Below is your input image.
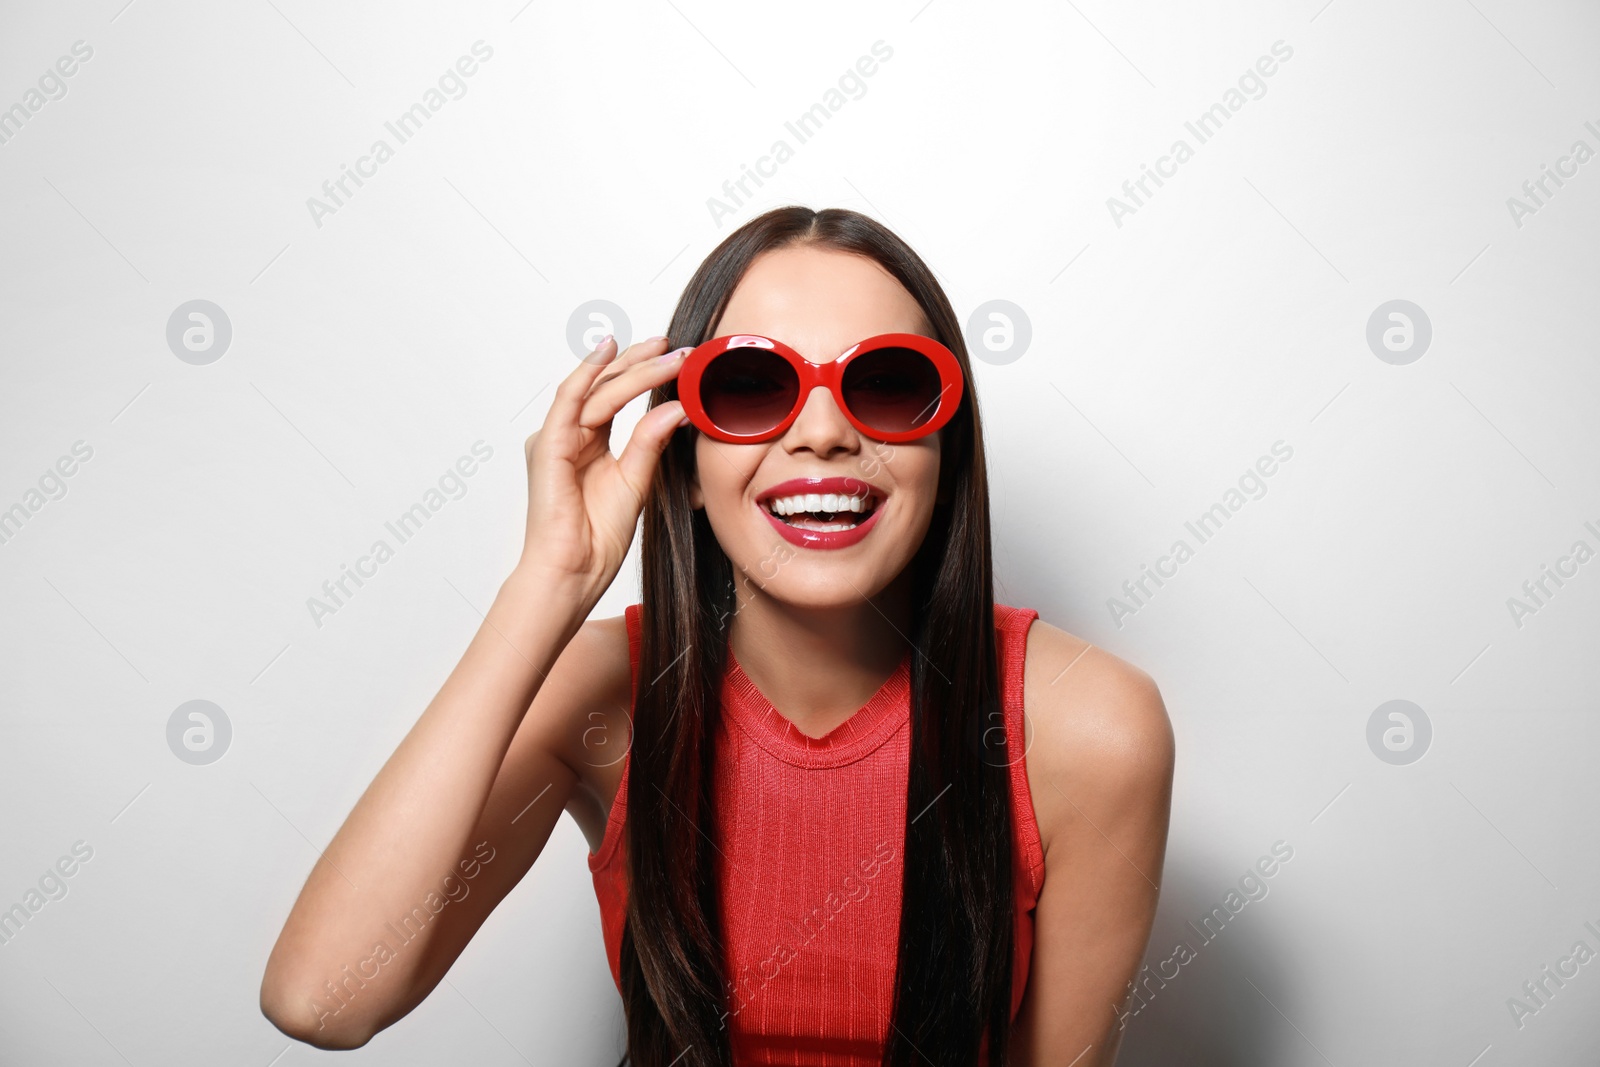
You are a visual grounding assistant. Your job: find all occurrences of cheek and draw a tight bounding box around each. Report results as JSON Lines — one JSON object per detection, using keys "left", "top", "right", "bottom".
{"left": 694, "top": 440, "right": 763, "bottom": 512}
{"left": 881, "top": 444, "right": 941, "bottom": 517}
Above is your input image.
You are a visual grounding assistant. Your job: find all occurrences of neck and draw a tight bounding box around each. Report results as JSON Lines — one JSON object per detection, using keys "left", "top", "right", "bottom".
{"left": 726, "top": 568, "right": 914, "bottom": 738}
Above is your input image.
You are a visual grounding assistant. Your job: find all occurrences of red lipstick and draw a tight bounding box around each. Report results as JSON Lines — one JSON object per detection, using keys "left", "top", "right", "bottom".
{"left": 755, "top": 476, "right": 885, "bottom": 551}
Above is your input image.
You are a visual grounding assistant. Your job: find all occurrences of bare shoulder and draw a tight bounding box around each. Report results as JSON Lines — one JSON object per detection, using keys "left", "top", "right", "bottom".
{"left": 1018, "top": 617, "right": 1175, "bottom": 856}
{"left": 508, "top": 611, "right": 634, "bottom": 842}
{"left": 540, "top": 612, "right": 633, "bottom": 777}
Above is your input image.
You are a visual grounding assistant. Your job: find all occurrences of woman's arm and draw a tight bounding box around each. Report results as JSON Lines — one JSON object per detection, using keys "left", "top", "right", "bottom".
{"left": 258, "top": 334, "right": 691, "bottom": 1048}
{"left": 258, "top": 571, "right": 615, "bottom": 1047}
{"left": 1009, "top": 621, "right": 1176, "bottom": 1066}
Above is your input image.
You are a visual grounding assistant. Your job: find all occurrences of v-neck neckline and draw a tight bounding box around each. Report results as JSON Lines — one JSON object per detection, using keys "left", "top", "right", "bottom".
{"left": 721, "top": 645, "right": 912, "bottom": 769}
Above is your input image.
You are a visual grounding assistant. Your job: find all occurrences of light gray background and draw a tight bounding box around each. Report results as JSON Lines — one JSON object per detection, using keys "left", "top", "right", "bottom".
{"left": 2, "top": 0, "right": 1597, "bottom": 1064}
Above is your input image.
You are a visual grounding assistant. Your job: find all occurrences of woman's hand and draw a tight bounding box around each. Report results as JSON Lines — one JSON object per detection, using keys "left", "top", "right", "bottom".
{"left": 518, "top": 334, "right": 692, "bottom": 604}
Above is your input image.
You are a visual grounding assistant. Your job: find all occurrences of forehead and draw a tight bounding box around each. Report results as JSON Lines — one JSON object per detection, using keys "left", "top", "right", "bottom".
{"left": 712, "top": 244, "right": 930, "bottom": 364}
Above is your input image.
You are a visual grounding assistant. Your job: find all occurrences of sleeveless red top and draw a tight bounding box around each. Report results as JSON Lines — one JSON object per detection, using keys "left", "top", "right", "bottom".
{"left": 588, "top": 603, "right": 1046, "bottom": 1065}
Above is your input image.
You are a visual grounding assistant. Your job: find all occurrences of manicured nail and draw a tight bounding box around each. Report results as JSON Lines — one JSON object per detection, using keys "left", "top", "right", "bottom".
{"left": 645, "top": 334, "right": 667, "bottom": 343}
{"left": 595, "top": 334, "right": 613, "bottom": 349}
{"left": 657, "top": 346, "right": 692, "bottom": 364}
{"left": 677, "top": 413, "right": 692, "bottom": 427}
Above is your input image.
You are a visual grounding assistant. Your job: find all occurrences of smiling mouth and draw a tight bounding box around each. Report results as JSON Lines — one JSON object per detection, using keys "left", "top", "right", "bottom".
{"left": 762, "top": 490, "right": 881, "bottom": 532}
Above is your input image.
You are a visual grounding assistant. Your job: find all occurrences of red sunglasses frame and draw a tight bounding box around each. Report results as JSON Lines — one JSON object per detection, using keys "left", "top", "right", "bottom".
{"left": 676, "top": 332, "right": 965, "bottom": 444}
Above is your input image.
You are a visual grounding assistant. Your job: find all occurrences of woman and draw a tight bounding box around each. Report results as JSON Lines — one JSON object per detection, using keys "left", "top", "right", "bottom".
{"left": 260, "top": 206, "right": 1175, "bottom": 1066}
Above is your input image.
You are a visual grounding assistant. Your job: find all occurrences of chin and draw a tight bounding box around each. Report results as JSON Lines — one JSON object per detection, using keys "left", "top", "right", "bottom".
{"left": 737, "top": 567, "right": 890, "bottom": 611}
{"left": 727, "top": 521, "right": 925, "bottom": 612}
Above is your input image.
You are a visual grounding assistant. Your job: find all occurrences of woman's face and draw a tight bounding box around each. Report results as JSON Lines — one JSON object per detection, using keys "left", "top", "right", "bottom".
{"left": 689, "top": 244, "right": 946, "bottom": 611}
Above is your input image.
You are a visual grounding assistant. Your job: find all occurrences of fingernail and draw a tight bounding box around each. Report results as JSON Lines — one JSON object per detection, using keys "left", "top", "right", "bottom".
{"left": 677, "top": 413, "right": 691, "bottom": 427}
{"left": 595, "top": 334, "right": 613, "bottom": 349}
{"left": 657, "top": 346, "right": 692, "bottom": 364}
{"left": 645, "top": 334, "right": 667, "bottom": 343}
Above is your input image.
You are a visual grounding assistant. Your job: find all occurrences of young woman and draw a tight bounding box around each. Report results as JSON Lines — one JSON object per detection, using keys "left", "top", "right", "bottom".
{"left": 260, "top": 206, "right": 1175, "bottom": 1066}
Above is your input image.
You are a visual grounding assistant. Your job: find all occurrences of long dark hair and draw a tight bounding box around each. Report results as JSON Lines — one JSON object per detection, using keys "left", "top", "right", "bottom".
{"left": 619, "top": 206, "right": 1014, "bottom": 1066}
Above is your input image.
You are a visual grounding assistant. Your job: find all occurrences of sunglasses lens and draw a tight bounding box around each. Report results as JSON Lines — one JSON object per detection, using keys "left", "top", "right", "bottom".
{"left": 700, "top": 348, "right": 800, "bottom": 436}
{"left": 841, "top": 347, "right": 946, "bottom": 434}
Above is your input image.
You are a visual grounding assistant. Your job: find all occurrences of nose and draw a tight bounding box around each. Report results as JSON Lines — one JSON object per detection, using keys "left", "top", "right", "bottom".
{"left": 780, "top": 382, "right": 859, "bottom": 457}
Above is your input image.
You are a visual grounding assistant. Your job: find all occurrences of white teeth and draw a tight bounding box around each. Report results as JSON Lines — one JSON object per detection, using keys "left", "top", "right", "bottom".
{"left": 764, "top": 491, "right": 875, "bottom": 516}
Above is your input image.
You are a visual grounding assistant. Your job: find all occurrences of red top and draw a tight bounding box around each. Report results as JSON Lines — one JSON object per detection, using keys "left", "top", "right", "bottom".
{"left": 588, "top": 603, "right": 1046, "bottom": 1065}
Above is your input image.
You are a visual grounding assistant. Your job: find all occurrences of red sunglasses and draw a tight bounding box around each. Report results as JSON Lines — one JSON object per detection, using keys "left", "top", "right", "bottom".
{"left": 677, "top": 333, "right": 965, "bottom": 444}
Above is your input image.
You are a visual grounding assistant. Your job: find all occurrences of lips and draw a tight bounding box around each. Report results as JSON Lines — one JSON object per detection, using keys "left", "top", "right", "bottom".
{"left": 755, "top": 476, "right": 885, "bottom": 551}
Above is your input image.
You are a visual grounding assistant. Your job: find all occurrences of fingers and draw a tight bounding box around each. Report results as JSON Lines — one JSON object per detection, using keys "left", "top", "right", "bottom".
{"left": 578, "top": 343, "right": 693, "bottom": 431}
{"left": 546, "top": 335, "right": 623, "bottom": 433}
{"left": 615, "top": 400, "right": 690, "bottom": 503}
{"left": 590, "top": 335, "right": 675, "bottom": 392}
{"left": 543, "top": 335, "right": 674, "bottom": 448}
